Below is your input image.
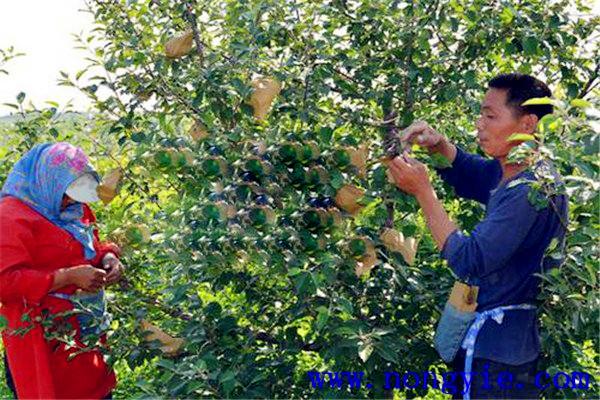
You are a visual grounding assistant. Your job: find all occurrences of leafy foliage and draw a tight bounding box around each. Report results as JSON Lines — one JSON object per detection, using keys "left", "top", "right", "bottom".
{"left": 0, "top": 0, "right": 598, "bottom": 398}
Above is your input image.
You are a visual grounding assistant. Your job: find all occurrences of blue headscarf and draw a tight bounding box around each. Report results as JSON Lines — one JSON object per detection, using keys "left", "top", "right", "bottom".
{"left": 1, "top": 142, "right": 100, "bottom": 260}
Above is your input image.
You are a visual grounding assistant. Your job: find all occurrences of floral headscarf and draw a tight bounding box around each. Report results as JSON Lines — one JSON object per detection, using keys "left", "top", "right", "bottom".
{"left": 1, "top": 142, "right": 100, "bottom": 259}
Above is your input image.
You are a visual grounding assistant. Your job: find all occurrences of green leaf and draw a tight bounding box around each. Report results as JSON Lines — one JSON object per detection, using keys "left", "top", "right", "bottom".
{"left": 16, "top": 92, "right": 25, "bottom": 104}
{"left": 429, "top": 153, "right": 452, "bottom": 169}
{"left": 582, "top": 134, "right": 599, "bottom": 156}
{"left": 527, "top": 188, "right": 549, "bottom": 211}
{"left": 464, "top": 70, "right": 477, "bottom": 87}
{"left": 507, "top": 133, "right": 536, "bottom": 143}
{"left": 521, "top": 97, "right": 554, "bottom": 106}
{"left": 538, "top": 114, "right": 562, "bottom": 136}
{"left": 219, "top": 369, "right": 236, "bottom": 384}
{"left": 500, "top": 7, "right": 515, "bottom": 24}
{"left": 294, "top": 271, "right": 316, "bottom": 296}
{"left": 0, "top": 315, "right": 7, "bottom": 332}
{"left": 204, "top": 302, "right": 222, "bottom": 318}
{"left": 546, "top": 238, "right": 559, "bottom": 254}
{"left": 375, "top": 345, "right": 399, "bottom": 363}
{"left": 570, "top": 99, "right": 591, "bottom": 109}
{"left": 337, "top": 297, "right": 354, "bottom": 314}
{"left": 566, "top": 83, "right": 579, "bottom": 98}
{"left": 585, "top": 261, "right": 597, "bottom": 286}
{"left": 315, "top": 306, "right": 329, "bottom": 330}
{"left": 219, "top": 369, "right": 237, "bottom": 395}
{"left": 371, "top": 328, "right": 394, "bottom": 337}
{"left": 522, "top": 36, "right": 538, "bottom": 55}
{"left": 75, "top": 69, "right": 88, "bottom": 80}
{"left": 506, "top": 141, "right": 536, "bottom": 164}
{"left": 131, "top": 131, "right": 146, "bottom": 143}
{"left": 358, "top": 341, "right": 373, "bottom": 362}
{"left": 506, "top": 178, "right": 534, "bottom": 189}
{"left": 330, "top": 170, "right": 344, "bottom": 189}
{"left": 371, "top": 205, "right": 389, "bottom": 225}
{"left": 319, "top": 126, "right": 333, "bottom": 142}
{"left": 156, "top": 358, "right": 177, "bottom": 371}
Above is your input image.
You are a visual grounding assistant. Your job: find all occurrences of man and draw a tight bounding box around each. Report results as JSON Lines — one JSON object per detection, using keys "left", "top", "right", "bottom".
{"left": 387, "top": 73, "right": 568, "bottom": 399}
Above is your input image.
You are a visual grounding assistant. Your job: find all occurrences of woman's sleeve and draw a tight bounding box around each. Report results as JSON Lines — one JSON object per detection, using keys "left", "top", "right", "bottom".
{"left": 94, "top": 239, "right": 122, "bottom": 265}
{"left": 82, "top": 204, "right": 122, "bottom": 266}
{"left": 440, "top": 183, "right": 539, "bottom": 280}
{"left": 0, "top": 212, "right": 54, "bottom": 305}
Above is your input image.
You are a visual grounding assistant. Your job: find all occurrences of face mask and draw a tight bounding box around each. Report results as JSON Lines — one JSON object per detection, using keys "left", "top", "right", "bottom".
{"left": 65, "top": 173, "right": 100, "bottom": 204}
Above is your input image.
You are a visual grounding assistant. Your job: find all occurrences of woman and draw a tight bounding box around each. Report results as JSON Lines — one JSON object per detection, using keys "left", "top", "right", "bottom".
{"left": 0, "top": 142, "right": 125, "bottom": 399}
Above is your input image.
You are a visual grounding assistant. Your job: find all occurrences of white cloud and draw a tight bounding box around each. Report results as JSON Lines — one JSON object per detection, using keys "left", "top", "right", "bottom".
{"left": 0, "top": 0, "right": 95, "bottom": 114}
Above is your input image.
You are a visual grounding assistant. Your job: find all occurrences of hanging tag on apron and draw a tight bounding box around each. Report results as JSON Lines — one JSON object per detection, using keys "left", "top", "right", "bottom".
{"left": 448, "top": 281, "right": 479, "bottom": 312}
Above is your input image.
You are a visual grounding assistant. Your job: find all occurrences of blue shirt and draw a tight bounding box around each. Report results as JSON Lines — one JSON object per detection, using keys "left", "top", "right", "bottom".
{"left": 436, "top": 147, "right": 568, "bottom": 365}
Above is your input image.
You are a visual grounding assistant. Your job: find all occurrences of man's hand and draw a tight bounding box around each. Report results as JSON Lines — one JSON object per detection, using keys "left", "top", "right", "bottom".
{"left": 387, "top": 153, "right": 459, "bottom": 250}
{"left": 401, "top": 121, "right": 457, "bottom": 162}
{"left": 387, "top": 153, "right": 432, "bottom": 197}
{"left": 101, "top": 253, "right": 125, "bottom": 286}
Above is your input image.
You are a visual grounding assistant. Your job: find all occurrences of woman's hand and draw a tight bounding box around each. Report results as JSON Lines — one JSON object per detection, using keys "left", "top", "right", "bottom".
{"left": 387, "top": 153, "right": 433, "bottom": 197}
{"left": 55, "top": 265, "right": 107, "bottom": 292}
{"left": 101, "top": 253, "right": 125, "bottom": 285}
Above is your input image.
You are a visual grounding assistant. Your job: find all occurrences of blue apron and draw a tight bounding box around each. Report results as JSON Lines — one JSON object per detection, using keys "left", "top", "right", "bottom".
{"left": 434, "top": 302, "right": 536, "bottom": 400}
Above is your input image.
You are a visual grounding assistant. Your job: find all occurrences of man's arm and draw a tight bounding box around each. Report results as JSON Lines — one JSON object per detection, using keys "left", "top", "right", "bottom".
{"left": 389, "top": 155, "right": 540, "bottom": 281}
{"left": 415, "top": 186, "right": 458, "bottom": 251}
{"left": 387, "top": 155, "right": 459, "bottom": 250}
{"left": 414, "top": 182, "right": 537, "bottom": 277}
{"left": 401, "top": 121, "right": 501, "bottom": 204}
{"left": 439, "top": 184, "right": 539, "bottom": 280}
{"left": 435, "top": 147, "right": 502, "bottom": 204}
{"left": 429, "top": 135, "right": 458, "bottom": 163}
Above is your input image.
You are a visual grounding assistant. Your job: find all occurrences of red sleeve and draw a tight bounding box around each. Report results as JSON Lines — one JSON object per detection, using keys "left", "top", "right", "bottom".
{"left": 0, "top": 206, "right": 54, "bottom": 305}
{"left": 82, "top": 204, "right": 121, "bottom": 266}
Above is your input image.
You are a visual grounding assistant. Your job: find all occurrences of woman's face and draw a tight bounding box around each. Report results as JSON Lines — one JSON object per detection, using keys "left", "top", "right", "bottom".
{"left": 61, "top": 194, "right": 76, "bottom": 210}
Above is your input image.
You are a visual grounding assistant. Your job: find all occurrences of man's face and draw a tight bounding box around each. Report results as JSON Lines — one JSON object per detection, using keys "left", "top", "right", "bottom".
{"left": 475, "top": 88, "right": 536, "bottom": 158}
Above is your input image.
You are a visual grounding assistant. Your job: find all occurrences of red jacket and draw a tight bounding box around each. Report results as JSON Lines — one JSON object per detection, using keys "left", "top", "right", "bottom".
{"left": 0, "top": 196, "right": 118, "bottom": 399}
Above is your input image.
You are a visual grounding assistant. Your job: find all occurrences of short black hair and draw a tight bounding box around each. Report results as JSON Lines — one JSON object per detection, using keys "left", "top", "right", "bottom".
{"left": 488, "top": 73, "right": 553, "bottom": 119}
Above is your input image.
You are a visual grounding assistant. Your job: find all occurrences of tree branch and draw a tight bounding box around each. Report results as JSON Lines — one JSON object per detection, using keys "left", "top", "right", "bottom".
{"left": 183, "top": 0, "right": 205, "bottom": 64}
{"left": 579, "top": 62, "right": 599, "bottom": 99}
{"left": 100, "top": 0, "right": 205, "bottom": 119}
